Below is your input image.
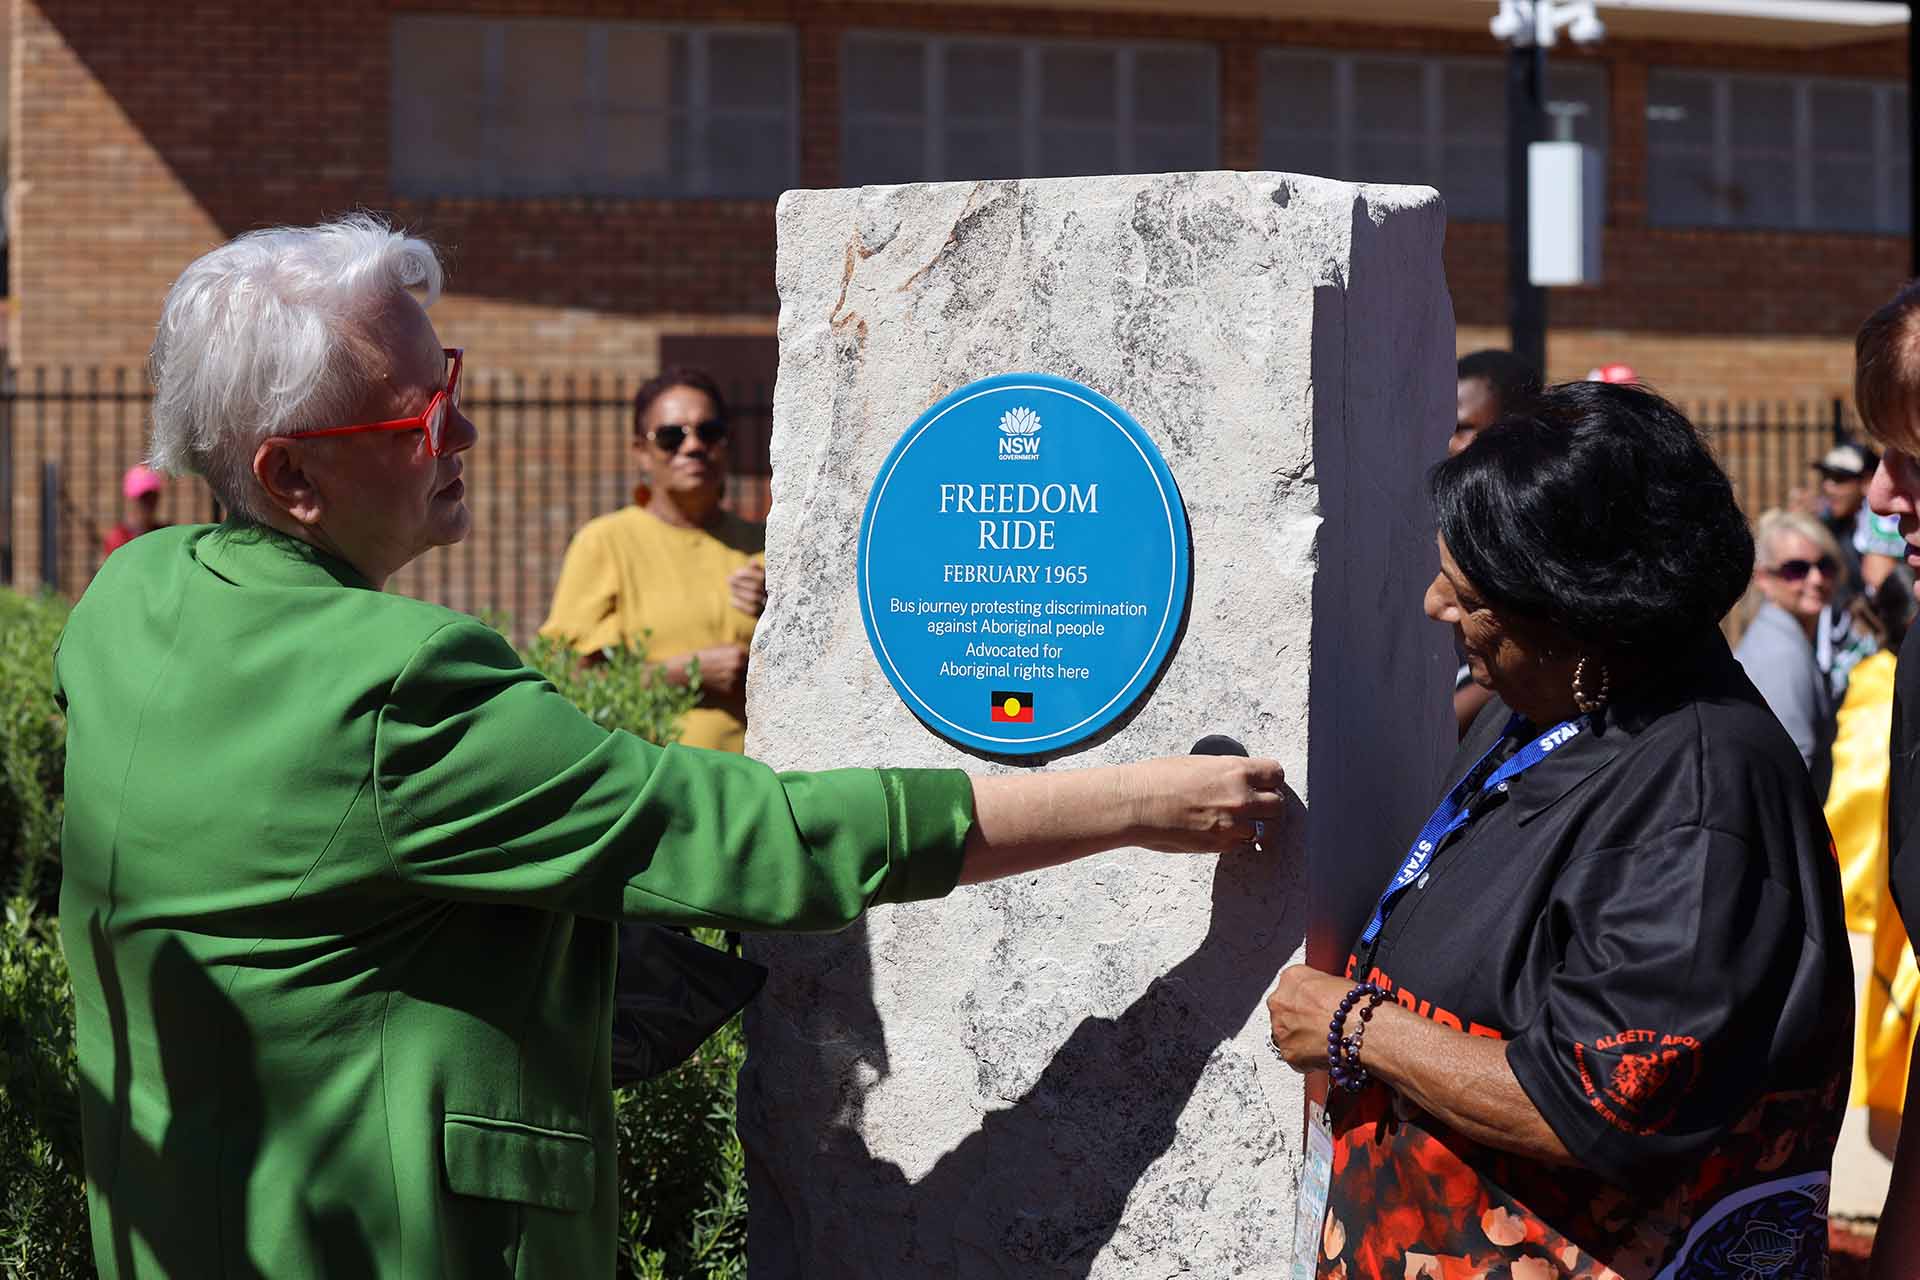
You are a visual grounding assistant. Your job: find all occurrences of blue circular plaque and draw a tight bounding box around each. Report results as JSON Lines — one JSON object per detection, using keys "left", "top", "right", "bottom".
{"left": 857, "top": 373, "right": 1191, "bottom": 756}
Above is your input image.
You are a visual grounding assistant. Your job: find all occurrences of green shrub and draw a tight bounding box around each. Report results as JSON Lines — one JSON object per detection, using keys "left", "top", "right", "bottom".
{"left": 617, "top": 1009, "right": 748, "bottom": 1280}
{"left": 0, "top": 592, "right": 69, "bottom": 919}
{"left": 0, "top": 900, "right": 91, "bottom": 1280}
{"left": 0, "top": 593, "right": 747, "bottom": 1279}
{"left": 517, "top": 633, "right": 701, "bottom": 747}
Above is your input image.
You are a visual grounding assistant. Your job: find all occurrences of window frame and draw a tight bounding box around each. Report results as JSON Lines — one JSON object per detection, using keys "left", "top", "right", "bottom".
{"left": 390, "top": 15, "right": 800, "bottom": 200}
{"left": 1258, "top": 47, "right": 1608, "bottom": 223}
{"left": 838, "top": 31, "right": 1220, "bottom": 185}
{"left": 1646, "top": 67, "right": 1907, "bottom": 234}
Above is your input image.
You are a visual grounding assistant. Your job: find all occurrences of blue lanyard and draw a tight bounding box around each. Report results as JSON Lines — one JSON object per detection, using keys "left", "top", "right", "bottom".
{"left": 1357, "top": 714, "right": 1586, "bottom": 948}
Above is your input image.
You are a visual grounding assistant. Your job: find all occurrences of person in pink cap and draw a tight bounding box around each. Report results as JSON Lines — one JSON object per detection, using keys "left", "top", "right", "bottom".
{"left": 103, "top": 464, "right": 168, "bottom": 556}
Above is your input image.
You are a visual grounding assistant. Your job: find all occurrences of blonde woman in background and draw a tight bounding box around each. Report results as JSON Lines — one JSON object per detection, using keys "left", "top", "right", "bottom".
{"left": 1734, "top": 509, "right": 1845, "bottom": 796}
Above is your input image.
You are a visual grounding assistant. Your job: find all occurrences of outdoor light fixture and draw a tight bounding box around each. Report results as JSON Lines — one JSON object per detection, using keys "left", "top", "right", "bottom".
{"left": 1490, "top": 0, "right": 1607, "bottom": 48}
{"left": 1490, "top": 0, "right": 1607, "bottom": 368}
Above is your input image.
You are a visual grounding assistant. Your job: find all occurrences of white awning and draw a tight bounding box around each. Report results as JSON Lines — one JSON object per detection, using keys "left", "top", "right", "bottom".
{"left": 1595, "top": 0, "right": 1905, "bottom": 45}
{"left": 900, "top": 0, "right": 1908, "bottom": 49}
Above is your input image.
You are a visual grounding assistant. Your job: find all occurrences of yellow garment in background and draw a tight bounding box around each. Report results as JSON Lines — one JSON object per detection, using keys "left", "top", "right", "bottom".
{"left": 1830, "top": 652, "right": 1897, "bottom": 933}
{"left": 1860, "top": 884, "right": 1920, "bottom": 1111}
{"left": 1825, "top": 650, "right": 1920, "bottom": 1112}
{"left": 540, "top": 502, "right": 765, "bottom": 753}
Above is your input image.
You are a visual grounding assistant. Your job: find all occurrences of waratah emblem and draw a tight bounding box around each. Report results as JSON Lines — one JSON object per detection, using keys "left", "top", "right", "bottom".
{"left": 998, "top": 406, "right": 1042, "bottom": 436}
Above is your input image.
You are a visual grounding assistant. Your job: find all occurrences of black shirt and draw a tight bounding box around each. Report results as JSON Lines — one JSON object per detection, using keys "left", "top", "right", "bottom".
{"left": 1320, "top": 637, "right": 1851, "bottom": 1278}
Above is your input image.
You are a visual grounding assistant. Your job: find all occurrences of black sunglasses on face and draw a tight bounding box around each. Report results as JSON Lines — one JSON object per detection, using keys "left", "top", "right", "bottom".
{"left": 1768, "top": 556, "right": 1838, "bottom": 582}
{"left": 645, "top": 420, "right": 728, "bottom": 452}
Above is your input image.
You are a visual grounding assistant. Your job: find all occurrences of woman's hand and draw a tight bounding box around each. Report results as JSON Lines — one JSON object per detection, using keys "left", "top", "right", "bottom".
{"left": 1265, "top": 963, "right": 1577, "bottom": 1165}
{"left": 1122, "top": 755, "right": 1285, "bottom": 853}
{"left": 661, "top": 645, "right": 751, "bottom": 706}
{"left": 729, "top": 562, "right": 768, "bottom": 618}
{"left": 690, "top": 644, "right": 750, "bottom": 700}
{"left": 961, "top": 755, "right": 1284, "bottom": 884}
{"left": 1265, "top": 964, "right": 1352, "bottom": 1072}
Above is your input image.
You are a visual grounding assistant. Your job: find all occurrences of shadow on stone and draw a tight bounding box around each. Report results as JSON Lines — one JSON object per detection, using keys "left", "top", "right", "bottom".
{"left": 1303, "top": 193, "right": 1455, "bottom": 967}
{"left": 746, "top": 788, "right": 1306, "bottom": 1276}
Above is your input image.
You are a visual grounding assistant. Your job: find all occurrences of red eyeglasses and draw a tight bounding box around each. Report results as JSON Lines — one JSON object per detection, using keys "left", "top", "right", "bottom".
{"left": 289, "top": 348, "right": 465, "bottom": 456}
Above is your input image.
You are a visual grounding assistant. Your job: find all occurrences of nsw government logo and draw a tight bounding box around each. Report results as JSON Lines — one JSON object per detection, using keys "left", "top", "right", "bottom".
{"left": 997, "top": 406, "right": 1041, "bottom": 461}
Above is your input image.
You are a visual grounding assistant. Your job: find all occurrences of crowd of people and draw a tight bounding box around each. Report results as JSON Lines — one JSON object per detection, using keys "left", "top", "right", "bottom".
{"left": 47, "top": 213, "right": 1920, "bottom": 1277}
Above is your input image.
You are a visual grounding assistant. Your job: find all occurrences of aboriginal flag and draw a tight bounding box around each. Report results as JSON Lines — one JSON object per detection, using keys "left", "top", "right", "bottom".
{"left": 990, "top": 691, "right": 1035, "bottom": 723}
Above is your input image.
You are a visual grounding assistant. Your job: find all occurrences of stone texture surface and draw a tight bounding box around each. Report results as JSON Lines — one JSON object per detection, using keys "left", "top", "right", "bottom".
{"left": 740, "top": 171, "right": 1455, "bottom": 1278}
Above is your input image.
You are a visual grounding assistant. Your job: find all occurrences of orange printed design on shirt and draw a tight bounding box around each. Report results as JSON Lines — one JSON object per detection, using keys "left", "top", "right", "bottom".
{"left": 1573, "top": 1029, "right": 1703, "bottom": 1135}
{"left": 1342, "top": 955, "right": 1506, "bottom": 1041}
{"left": 1314, "top": 1077, "right": 1842, "bottom": 1279}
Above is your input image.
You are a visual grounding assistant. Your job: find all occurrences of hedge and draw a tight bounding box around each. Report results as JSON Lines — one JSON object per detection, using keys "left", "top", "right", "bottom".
{"left": 0, "top": 590, "right": 746, "bottom": 1279}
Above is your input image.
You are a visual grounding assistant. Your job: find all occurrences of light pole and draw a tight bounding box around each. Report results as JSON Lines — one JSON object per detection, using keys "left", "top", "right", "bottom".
{"left": 1489, "top": 0, "right": 1605, "bottom": 377}
{"left": 1910, "top": 4, "right": 1918, "bottom": 278}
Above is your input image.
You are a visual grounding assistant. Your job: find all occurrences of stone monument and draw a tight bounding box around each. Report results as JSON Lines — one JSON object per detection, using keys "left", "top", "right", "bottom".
{"left": 740, "top": 171, "right": 1455, "bottom": 1278}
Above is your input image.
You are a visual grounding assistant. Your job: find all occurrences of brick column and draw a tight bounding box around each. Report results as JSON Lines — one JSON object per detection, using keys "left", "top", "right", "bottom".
{"left": 1220, "top": 41, "right": 1259, "bottom": 171}
{"left": 1608, "top": 56, "right": 1647, "bottom": 229}
{"left": 799, "top": 17, "right": 842, "bottom": 188}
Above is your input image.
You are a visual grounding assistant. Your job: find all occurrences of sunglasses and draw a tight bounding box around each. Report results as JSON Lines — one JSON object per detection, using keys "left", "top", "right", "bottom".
{"left": 1767, "top": 556, "right": 1838, "bottom": 582}
{"left": 290, "top": 349, "right": 465, "bottom": 457}
{"left": 645, "top": 419, "right": 728, "bottom": 453}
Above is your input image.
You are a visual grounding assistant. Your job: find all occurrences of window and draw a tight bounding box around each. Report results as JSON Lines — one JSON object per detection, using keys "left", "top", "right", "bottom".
{"left": 1259, "top": 50, "right": 1608, "bottom": 221}
{"left": 841, "top": 34, "right": 1217, "bottom": 185}
{"left": 391, "top": 17, "right": 797, "bottom": 199}
{"left": 1648, "top": 69, "right": 1906, "bottom": 233}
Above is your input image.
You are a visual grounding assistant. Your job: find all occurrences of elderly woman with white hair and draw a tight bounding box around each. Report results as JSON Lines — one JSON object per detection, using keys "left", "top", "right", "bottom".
{"left": 1735, "top": 508, "right": 1847, "bottom": 794}
{"left": 52, "top": 215, "right": 1283, "bottom": 1279}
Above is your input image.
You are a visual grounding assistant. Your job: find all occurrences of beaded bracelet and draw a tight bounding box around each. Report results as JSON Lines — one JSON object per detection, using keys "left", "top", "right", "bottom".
{"left": 1327, "top": 982, "right": 1388, "bottom": 1093}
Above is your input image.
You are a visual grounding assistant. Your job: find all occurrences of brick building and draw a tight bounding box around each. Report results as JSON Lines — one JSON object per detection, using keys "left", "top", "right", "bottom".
{"left": 5, "top": 0, "right": 1913, "bottom": 605}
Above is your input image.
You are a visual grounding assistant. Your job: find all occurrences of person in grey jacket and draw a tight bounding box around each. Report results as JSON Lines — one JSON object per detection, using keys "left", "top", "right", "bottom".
{"left": 1735, "top": 509, "right": 1843, "bottom": 796}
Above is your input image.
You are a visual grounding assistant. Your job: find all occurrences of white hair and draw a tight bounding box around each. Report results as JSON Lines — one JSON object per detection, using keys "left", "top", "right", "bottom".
{"left": 1754, "top": 508, "right": 1842, "bottom": 567}
{"left": 147, "top": 214, "right": 444, "bottom": 520}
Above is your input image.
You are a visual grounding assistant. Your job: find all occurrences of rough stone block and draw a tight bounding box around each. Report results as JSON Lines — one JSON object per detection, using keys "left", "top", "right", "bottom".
{"left": 740, "top": 171, "right": 1455, "bottom": 1278}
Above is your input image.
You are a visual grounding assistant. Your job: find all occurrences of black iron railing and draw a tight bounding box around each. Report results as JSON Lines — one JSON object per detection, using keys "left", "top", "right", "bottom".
{"left": 0, "top": 371, "right": 1859, "bottom": 642}
{"left": 0, "top": 370, "right": 772, "bottom": 645}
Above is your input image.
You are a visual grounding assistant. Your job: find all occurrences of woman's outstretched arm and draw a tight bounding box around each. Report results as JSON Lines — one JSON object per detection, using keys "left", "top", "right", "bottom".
{"left": 962, "top": 755, "right": 1286, "bottom": 883}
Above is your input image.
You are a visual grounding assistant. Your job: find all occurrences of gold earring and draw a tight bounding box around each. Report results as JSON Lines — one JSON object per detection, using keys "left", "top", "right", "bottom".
{"left": 1572, "top": 655, "right": 1611, "bottom": 715}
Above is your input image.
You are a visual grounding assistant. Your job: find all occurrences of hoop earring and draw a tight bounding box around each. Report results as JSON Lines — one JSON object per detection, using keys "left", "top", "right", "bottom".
{"left": 1572, "top": 655, "right": 1611, "bottom": 716}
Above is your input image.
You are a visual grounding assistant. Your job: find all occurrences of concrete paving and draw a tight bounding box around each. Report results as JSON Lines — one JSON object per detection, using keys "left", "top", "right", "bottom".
{"left": 1835, "top": 929, "right": 1895, "bottom": 1220}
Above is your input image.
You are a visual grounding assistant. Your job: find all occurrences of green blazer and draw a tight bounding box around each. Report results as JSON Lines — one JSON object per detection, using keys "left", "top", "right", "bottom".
{"left": 54, "top": 524, "right": 973, "bottom": 1279}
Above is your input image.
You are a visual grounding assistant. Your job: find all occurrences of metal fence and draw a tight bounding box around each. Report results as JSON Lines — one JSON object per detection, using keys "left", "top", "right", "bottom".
{"left": 0, "top": 369, "right": 772, "bottom": 646}
{"left": 0, "top": 372, "right": 1860, "bottom": 643}
{"left": 1707, "top": 398, "right": 1857, "bottom": 519}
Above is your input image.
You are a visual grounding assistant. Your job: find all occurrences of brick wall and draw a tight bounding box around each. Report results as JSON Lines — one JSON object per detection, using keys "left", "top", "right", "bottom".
{"left": 1456, "top": 323, "right": 1862, "bottom": 408}
{"left": 17, "top": 1, "right": 1909, "bottom": 368}
{"left": 9, "top": 0, "right": 1911, "bottom": 595}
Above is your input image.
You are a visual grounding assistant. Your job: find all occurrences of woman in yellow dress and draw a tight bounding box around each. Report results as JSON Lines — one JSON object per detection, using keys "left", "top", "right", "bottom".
{"left": 542, "top": 367, "right": 766, "bottom": 752}
{"left": 1826, "top": 566, "right": 1920, "bottom": 1152}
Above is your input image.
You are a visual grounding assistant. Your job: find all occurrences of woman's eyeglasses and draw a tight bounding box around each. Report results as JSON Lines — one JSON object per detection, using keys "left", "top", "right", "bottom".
{"left": 1766, "top": 556, "right": 1838, "bottom": 582}
{"left": 645, "top": 420, "right": 728, "bottom": 453}
{"left": 289, "top": 349, "right": 464, "bottom": 456}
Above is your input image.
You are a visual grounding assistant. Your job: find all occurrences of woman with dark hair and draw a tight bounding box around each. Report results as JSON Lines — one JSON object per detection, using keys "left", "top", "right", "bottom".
{"left": 1266, "top": 381, "right": 1851, "bottom": 1277}
{"left": 541, "top": 366, "right": 766, "bottom": 752}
